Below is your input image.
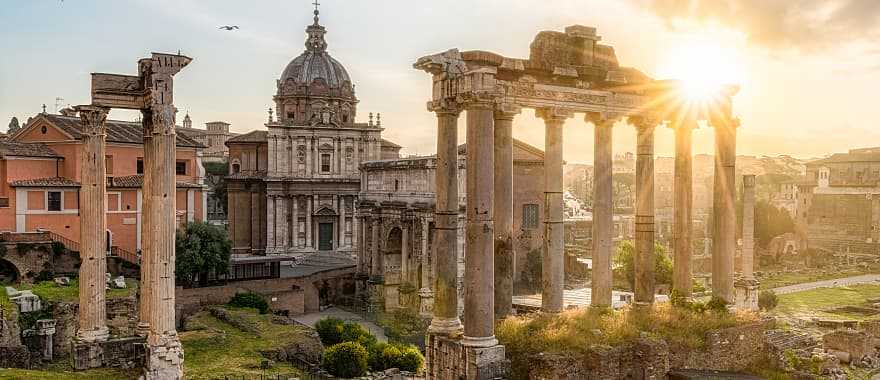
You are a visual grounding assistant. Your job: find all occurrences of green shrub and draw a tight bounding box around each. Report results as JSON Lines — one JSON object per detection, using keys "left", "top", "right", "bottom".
{"left": 227, "top": 292, "right": 269, "bottom": 314}
{"left": 759, "top": 290, "right": 779, "bottom": 310}
{"left": 321, "top": 342, "right": 368, "bottom": 378}
{"left": 706, "top": 296, "right": 729, "bottom": 313}
{"left": 316, "top": 317, "right": 377, "bottom": 348}
{"left": 367, "top": 341, "right": 424, "bottom": 372}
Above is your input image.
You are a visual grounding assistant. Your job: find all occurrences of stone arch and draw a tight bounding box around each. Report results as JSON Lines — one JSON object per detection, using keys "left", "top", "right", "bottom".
{"left": 384, "top": 227, "right": 403, "bottom": 274}
{"left": 0, "top": 258, "right": 20, "bottom": 283}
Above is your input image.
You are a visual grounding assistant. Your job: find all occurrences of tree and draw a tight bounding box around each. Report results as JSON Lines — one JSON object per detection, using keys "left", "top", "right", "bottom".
{"left": 176, "top": 221, "right": 231, "bottom": 287}
{"left": 7, "top": 117, "right": 20, "bottom": 135}
{"left": 613, "top": 240, "right": 673, "bottom": 290}
{"left": 202, "top": 162, "right": 229, "bottom": 215}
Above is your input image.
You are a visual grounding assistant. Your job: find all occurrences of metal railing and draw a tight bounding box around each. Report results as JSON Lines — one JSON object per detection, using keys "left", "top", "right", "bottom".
{"left": 109, "top": 246, "right": 141, "bottom": 265}
{"left": 45, "top": 231, "right": 80, "bottom": 252}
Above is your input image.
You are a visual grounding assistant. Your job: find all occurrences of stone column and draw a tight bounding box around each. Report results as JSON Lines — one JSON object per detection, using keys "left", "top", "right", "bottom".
{"left": 587, "top": 113, "right": 614, "bottom": 308}
{"left": 339, "top": 196, "right": 346, "bottom": 249}
{"left": 278, "top": 196, "right": 288, "bottom": 251}
{"left": 292, "top": 196, "right": 299, "bottom": 248}
{"left": 712, "top": 117, "right": 738, "bottom": 303}
{"left": 419, "top": 215, "right": 433, "bottom": 317}
{"left": 672, "top": 118, "right": 696, "bottom": 298}
{"left": 428, "top": 103, "right": 463, "bottom": 335}
{"left": 537, "top": 107, "right": 571, "bottom": 313}
{"left": 493, "top": 104, "right": 517, "bottom": 319}
{"left": 306, "top": 197, "right": 313, "bottom": 250}
{"left": 306, "top": 138, "right": 313, "bottom": 176}
{"left": 142, "top": 82, "right": 185, "bottom": 377}
{"left": 402, "top": 223, "right": 410, "bottom": 282}
{"left": 353, "top": 206, "right": 359, "bottom": 252}
{"left": 267, "top": 196, "right": 277, "bottom": 253}
{"left": 75, "top": 105, "right": 110, "bottom": 343}
{"left": 463, "top": 99, "right": 496, "bottom": 347}
{"left": 633, "top": 117, "right": 656, "bottom": 306}
{"left": 742, "top": 175, "right": 756, "bottom": 280}
{"left": 371, "top": 218, "right": 381, "bottom": 275}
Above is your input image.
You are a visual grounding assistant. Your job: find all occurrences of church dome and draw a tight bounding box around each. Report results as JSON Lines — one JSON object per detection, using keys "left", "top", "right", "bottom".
{"left": 276, "top": 8, "right": 354, "bottom": 99}
{"left": 280, "top": 50, "right": 351, "bottom": 90}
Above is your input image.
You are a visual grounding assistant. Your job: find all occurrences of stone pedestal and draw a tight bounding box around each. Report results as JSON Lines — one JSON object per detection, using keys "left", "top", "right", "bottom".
{"left": 425, "top": 333, "right": 509, "bottom": 380}
{"left": 734, "top": 277, "right": 759, "bottom": 311}
{"left": 419, "top": 287, "right": 435, "bottom": 318}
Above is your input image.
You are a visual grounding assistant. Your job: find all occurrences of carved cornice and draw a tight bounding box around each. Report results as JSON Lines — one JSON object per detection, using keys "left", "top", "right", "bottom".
{"left": 535, "top": 107, "right": 574, "bottom": 122}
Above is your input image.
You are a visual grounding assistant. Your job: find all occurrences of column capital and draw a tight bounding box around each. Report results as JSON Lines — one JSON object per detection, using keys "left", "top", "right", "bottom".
{"left": 536, "top": 107, "right": 574, "bottom": 123}
{"left": 457, "top": 91, "right": 498, "bottom": 110}
{"left": 628, "top": 115, "right": 660, "bottom": 131}
{"left": 494, "top": 101, "right": 521, "bottom": 121}
{"left": 74, "top": 105, "right": 110, "bottom": 135}
{"left": 427, "top": 99, "right": 463, "bottom": 116}
{"left": 584, "top": 111, "right": 620, "bottom": 127}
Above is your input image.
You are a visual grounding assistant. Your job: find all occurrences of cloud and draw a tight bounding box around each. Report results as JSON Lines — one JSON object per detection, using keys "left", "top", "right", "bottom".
{"left": 628, "top": 0, "right": 880, "bottom": 51}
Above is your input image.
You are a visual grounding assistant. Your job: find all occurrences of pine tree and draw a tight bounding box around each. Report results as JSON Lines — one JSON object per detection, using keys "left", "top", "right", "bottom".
{"left": 7, "top": 117, "right": 20, "bottom": 134}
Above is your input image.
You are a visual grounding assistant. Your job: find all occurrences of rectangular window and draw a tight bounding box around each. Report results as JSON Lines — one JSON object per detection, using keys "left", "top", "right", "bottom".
{"left": 176, "top": 160, "right": 187, "bottom": 175}
{"left": 136, "top": 158, "right": 144, "bottom": 174}
{"left": 47, "top": 191, "right": 62, "bottom": 211}
{"left": 321, "top": 154, "right": 331, "bottom": 173}
{"left": 105, "top": 155, "right": 113, "bottom": 175}
{"left": 522, "top": 204, "right": 539, "bottom": 229}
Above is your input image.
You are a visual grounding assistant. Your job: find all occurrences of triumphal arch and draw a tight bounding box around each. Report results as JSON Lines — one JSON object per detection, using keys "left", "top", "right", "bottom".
{"left": 415, "top": 25, "right": 739, "bottom": 379}
{"left": 73, "top": 52, "right": 190, "bottom": 379}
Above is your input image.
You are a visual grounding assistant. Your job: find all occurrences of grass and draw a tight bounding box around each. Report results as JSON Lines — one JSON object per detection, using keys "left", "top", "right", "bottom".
{"left": 497, "top": 303, "right": 760, "bottom": 378}
{"left": 181, "top": 307, "right": 311, "bottom": 379}
{"left": 0, "top": 362, "right": 131, "bottom": 380}
{"left": 774, "top": 284, "right": 880, "bottom": 321}
{"left": 0, "top": 286, "right": 12, "bottom": 320}
{"left": 758, "top": 264, "right": 879, "bottom": 290}
{"left": 3, "top": 279, "right": 137, "bottom": 304}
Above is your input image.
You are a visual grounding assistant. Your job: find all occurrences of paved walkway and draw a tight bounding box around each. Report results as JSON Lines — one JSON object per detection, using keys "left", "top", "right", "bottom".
{"left": 293, "top": 307, "right": 388, "bottom": 342}
{"left": 771, "top": 274, "right": 880, "bottom": 295}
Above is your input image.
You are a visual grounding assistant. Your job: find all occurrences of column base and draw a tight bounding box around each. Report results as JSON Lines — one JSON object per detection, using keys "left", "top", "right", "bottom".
{"left": 136, "top": 322, "right": 150, "bottom": 338}
{"left": 425, "top": 333, "right": 508, "bottom": 380}
{"left": 462, "top": 335, "right": 498, "bottom": 348}
{"left": 76, "top": 326, "right": 109, "bottom": 343}
{"left": 734, "top": 277, "right": 760, "bottom": 311}
{"left": 427, "top": 317, "right": 463, "bottom": 336}
{"left": 144, "top": 333, "right": 184, "bottom": 380}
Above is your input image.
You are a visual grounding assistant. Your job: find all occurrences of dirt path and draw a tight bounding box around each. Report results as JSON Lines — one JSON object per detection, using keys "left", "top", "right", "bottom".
{"left": 771, "top": 274, "right": 880, "bottom": 295}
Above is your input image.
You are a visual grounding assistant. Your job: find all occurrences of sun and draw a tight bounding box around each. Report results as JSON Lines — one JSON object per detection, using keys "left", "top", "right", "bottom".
{"left": 657, "top": 32, "right": 746, "bottom": 102}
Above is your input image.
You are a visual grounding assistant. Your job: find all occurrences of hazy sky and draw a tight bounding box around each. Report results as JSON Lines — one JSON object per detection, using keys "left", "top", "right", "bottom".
{"left": 2, "top": 0, "right": 879, "bottom": 163}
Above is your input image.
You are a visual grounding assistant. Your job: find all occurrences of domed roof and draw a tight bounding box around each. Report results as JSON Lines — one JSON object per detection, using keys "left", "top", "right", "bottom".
{"left": 278, "top": 9, "right": 352, "bottom": 93}
{"left": 280, "top": 51, "right": 351, "bottom": 89}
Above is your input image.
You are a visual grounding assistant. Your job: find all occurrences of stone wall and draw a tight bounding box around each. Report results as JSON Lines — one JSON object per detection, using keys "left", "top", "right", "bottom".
{"left": 72, "top": 336, "right": 145, "bottom": 370}
{"left": 669, "top": 319, "right": 773, "bottom": 371}
{"left": 52, "top": 296, "right": 139, "bottom": 357}
{"left": 425, "top": 334, "right": 509, "bottom": 380}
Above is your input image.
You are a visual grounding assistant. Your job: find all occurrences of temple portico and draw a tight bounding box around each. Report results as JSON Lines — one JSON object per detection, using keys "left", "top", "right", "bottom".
{"left": 415, "top": 25, "right": 740, "bottom": 379}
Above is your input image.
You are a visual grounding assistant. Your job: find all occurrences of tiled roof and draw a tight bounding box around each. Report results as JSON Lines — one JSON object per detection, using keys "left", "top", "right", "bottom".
{"left": 108, "top": 174, "right": 203, "bottom": 189}
{"left": 808, "top": 152, "right": 880, "bottom": 166}
{"left": 36, "top": 114, "right": 205, "bottom": 148}
{"left": 0, "top": 142, "right": 60, "bottom": 158}
{"left": 177, "top": 128, "right": 207, "bottom": 139}
{"left": 226, "top": 130, "right": 268, "bottom": 143}
{"left": 11, "top": 177, "right": 79, "bottom": 187}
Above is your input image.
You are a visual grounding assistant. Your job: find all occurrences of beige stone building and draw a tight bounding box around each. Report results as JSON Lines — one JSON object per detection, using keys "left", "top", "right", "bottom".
{"left": 177, "top": 114, "right": 238, "bottom": 163}
{"left": 356, "top": 140, "right": 546, "bottom": 313}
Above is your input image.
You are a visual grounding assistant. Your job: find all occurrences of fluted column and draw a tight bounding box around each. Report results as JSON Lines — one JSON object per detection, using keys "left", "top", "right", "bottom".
{"left": 75, "top": 105, "right": 110, "bottom": 343}
{"left": 672, "top": 118, "right": 697, "bottom": 298}
{"left": 713, "top": 117, "right": 739, "bottom": 302}
{"left": 339, "top": 196, "right": 346, "bottom": 249}
{"left": 371, "top": 217, "right": 380, "bottom": 275}
{"left": 292, "top": 196, "right": 299, "bottom": 248}
{"left": 537, "top": 107, "right": 571, "bottom": 313}
{"left": 463, "top": 99, "right": 496, "bottom": 347}
{"left": 742, "top": 174, "right": 756, "bottom": 280}
{"left": 587, "top": 112, "right": 614, "bottom": 307}
{"left": 493, "top": 104, "right": 518, "bottom": 319}
{"left": 633, "top": 116, "right": 656, "bottom": 306}
{"left": 278, "top": 196, "right": 288, "bottom": 251}
{"left": 267, "top": 196, "right": 277, "bottom": 253}
{"left": 428, "top": 103, "right": 463, "bottom": 335}
{"left": 306, "top": 197, "right": 313, "bottom": 249}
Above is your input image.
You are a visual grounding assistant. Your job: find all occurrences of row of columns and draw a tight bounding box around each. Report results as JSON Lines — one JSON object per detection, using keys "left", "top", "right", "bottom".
{"left": 360, "top": 214, "right": 431, "bottom": 281}
{"left": 427, "top": 101, "right": 741, "bottom": 350}
{"left": 266, "top": 194, "right": 356, "bottom": 252}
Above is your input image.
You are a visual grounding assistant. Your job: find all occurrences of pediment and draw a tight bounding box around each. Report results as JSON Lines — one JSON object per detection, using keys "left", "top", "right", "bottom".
{"left": 314, "top": 206, "right": 337, "bottom": 216}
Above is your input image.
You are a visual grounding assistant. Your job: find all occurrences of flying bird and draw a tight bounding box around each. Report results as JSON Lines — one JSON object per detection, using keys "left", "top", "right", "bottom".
{"left": 218, "top": 25, "right": 240, "bottom": 31}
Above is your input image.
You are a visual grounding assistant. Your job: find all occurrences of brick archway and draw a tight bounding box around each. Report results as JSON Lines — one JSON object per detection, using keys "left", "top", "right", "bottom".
{"left": 0, "top": 258, "right": 19, "bottom": 283}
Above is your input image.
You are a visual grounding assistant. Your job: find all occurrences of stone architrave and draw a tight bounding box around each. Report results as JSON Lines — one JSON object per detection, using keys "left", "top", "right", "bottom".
{"left": 75, "top": 105, "right": 110, "bottom": 343}
{"left": 633, "top": 116, "right": 656, "bottom": 306}
{"left": 672, "top": 117, "right": 697, "bottom": 298}
{"left": 428, "top": 100, "right": 463, "bottom": 335}
{"left": 493, "top": 103, "right": 518, "bottom": 319}
{"left": 537, "top": 107, "right": 572, "bottom": 313}
{"left": 587, "top": 112, "right": 614, "bottom": 307}
{"left": 712, "top": 116, "right": 739, "bottom": 303}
